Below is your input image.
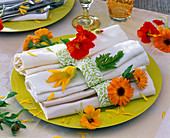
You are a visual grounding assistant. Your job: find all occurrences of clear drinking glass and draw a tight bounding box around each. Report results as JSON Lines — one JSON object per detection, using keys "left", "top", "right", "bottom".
{"left": 72, "top": 0, "right": 100, "bottom": 30}
{"left": 106, "top": 0, "right": 135, "bottom": 22}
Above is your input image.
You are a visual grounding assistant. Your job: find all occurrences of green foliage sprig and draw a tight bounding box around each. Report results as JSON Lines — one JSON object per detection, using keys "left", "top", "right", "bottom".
{"left": 75, "top": 102, "right": 84, "bottom": 116}
{"left": 60, "top": 38, "right": 70, "bottom": 45}
{"left": 95, "top": 51, "right": 124, "bottom": 71}
{"left": 122, "top": 65, "right": 136, "bottom": 82}
{"left": 0, "top": 91, "right": 28, "bottom": 135}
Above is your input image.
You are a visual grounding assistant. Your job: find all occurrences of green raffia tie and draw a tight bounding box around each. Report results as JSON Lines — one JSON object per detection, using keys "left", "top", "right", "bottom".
{"left": 93, "top": 81, "right": 112, "bottom": 107}
{"left": 75, "top": 58, "right": 103, "bottom": 87}
{"left": 56, "top": 49, "right": 77, "bottom": 67}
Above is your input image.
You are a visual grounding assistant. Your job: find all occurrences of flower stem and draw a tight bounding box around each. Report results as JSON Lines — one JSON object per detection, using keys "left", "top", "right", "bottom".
{"left": 0, "top": 5, "right": 5, "bottom": 17}
{"left": 81, "top": 6, "right": 91, "bottom": 25}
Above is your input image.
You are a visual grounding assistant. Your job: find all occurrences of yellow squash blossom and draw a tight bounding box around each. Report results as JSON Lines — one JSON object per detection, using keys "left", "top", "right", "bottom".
{"left": 79, "top": 105, "right": 102, "bottom": 129}
{"left": 46, "top": 66, "right": 77, "bottom": 92}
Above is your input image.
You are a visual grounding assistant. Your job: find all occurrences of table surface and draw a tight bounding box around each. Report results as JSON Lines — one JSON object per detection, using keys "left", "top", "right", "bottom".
{"left": 134, "top": 0, "right": 170, "bottom": 15}
{"left": 0, "top": 0, "right": 170, "bottom": 137}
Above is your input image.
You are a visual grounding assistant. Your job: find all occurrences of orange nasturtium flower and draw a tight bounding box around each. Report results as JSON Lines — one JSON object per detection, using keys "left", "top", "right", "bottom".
{"left": 133, "top": 68, "right": 148, "bottom": 90}
{"left": 137, "top": 21, "right": 159, "bottom": 43}
{"left": 152, "top": 20, "right": 164, "bottom": 26}
{"left": 153, "top": 25, "right": 170, "bottom": 53}
{"left": 76, "top": 25, "right": 97, "bottom": 41}
{"left": 79, "top": 105, "right": 102, "bottom": 129}
{"left": 66, "top": 34, "right": 95, "bottom": 60}
{"left": 46, "top": 66, "right": 77, "bottom": 92}
{"left": 107, "top": 77, "right": 134, "bottom": 106}
{"left": 34, "top": 28, "right": 53, "bottom": 42}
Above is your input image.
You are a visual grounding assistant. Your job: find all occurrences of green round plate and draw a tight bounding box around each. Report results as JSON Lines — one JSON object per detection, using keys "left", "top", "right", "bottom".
{"left": 1, "top": 0, "right": 75, "bottom": 32}
{"left": 11, "top": 34, "right": 162, "bottom": 129}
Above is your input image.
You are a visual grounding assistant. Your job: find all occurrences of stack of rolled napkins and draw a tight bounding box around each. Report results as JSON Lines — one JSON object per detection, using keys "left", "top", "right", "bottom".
{"left": 13, "top": 25, "right": 156, "bottom": 119}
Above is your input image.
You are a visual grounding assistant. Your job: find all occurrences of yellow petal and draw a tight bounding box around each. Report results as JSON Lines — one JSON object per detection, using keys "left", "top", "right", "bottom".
{"left": 27, "top": 52, "right": 37, "bottom": 57}
{"left": 49, "top": 14, "right": 52, "bottom": 19}
{"left": 120, "top": 105, "right": 125, "bottom": 112}
{"left": 62, "top": 77, "right": 71, "bottom": 92}
{"left": 0, "top": 96, "right": 5, "bottom": 99}
{"left": 22, "top": 0, "right": 28, "bottom": 4}
{"left": 20, "top": 5, "right": 30, "bottom": 9}
{"left": 34, "top": 20, "right": 41, "bottom": 24}
{"left": 21, "top": 119, "right": 33, "bottom": 122}
{"left": 76, "top": 132, "right": 88, "bottom": 135}
{"left": 54, "top": 79, "right": 63, "bottom": 88}
{"left": 28, "top": 107, "right": 37, "bottom": 111}
{"left": 66, "top": 117, "right": 72, "bottom": 124}
{"left": 20, "top": 99, "right": 32, "bottom": 104}
{"left": 122, "top": 113, "right": 132, "bottom": 116}
{"left": 81, "top": 135, "right": 86, "bottom": 138}
{"left": 53, "top": 137, "right": 63, "bottom": 138}
{"left": 162, "top": 111, "right": 166, "bottom": 119}
{"left": 140, "top": 93, "right": 148, "bottom": 102}
{"left": 84, "top": 105, "right": 95, "bottom": 115}
{"left": 35, "top": 0, "right": 41, "bottom": 3}
{"left": 106, "top": 113, "right": 112, "bottom": 118}
{"left": 46, "top": 71, "right": 65, "bottom": 83}
{"left": 61, "top": 118, "right": 65, "bottom": 123}
{"left": 33, "top": 111, "right": 42, "bottom": 116}
{"left": 47, "top": 93, "right": 55, "bottom": 101}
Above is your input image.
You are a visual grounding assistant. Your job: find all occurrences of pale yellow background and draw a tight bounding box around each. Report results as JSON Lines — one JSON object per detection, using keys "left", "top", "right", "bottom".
{"left": 0, "top": 0, "right": 170, "bottom": 137}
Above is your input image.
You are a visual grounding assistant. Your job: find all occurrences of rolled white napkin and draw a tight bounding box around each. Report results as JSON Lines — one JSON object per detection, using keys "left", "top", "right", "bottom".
{"left": 14, "top": 44, "right": 66, "bottom": 75}
{"left": 42, "top": 89, "right": 96, "bottom": 107}
{"left": 25, "top": 51, "right": 149, "bottom": 102}
{"left": 39, "top": 71, "right": 155, "bottom": 119}
{"left": 41, "top": 66, "right": 147, "bottom": 107}
{"left": 14, "top": 25, "right": 128, "bottom": 76}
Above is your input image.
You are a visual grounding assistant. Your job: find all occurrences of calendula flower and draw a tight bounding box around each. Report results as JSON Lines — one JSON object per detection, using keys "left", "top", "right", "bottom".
{"left": 153, "top": 26, "right": 170, "bottom": 53}
{"left": 66, "top": 34, "right": 95, "bottom": 60}
{"left": 107, "top": 77, "right": 134, "bottom": 106}
{"left": 152, "top": 20, "right": 164, "bottom": 26}
{"left": 22, "top": 35, "right": 35, "bottom": 51}
{"left": 46, "top": 66, "right": 77, "bottom": 92}
{"left": 133, "top": 68, "right": 148, "bottom": 90}
{"left": 137, "top": 21, "right": 159, "bottom": 43}
{"left": 34, "top": 28, "right": 53, "bottom": 42}
{"left": 76, "top": 25, "right": 97, "bottom": 41}
{"left": 79, "top": 105, "right": 102, "bottom": 129}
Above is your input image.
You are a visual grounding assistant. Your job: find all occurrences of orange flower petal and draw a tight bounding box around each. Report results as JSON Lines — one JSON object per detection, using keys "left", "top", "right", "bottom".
{"left": 84, "top": 105, "right": 95, "bottom": 115}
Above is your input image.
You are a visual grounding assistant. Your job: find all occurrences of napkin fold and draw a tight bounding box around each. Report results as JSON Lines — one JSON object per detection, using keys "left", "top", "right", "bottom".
{"left": 10, "top": 11, "right": 49, "bottom": 21}
{"left": 25, "top": 40, "right": 149, "bottom": 102}
{"left": 14, "top": 25, "right": 128, "bottom": 76}
{"left": 39, "top": 71, "right": 155, "bottom": 119}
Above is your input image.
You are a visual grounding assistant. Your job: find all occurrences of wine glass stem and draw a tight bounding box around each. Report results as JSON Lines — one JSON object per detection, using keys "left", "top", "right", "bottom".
{"left": 81, "top": 7, "right": 91, "bottom": 25}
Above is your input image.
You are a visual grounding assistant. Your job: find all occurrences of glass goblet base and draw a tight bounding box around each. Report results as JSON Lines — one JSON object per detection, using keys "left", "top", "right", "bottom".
{"left": 72, "top": 15, "right": 100, "bottom": 31}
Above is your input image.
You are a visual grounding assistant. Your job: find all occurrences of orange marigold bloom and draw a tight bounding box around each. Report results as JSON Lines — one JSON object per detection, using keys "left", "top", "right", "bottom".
{"left": 79, "top": 105, "right": 102, "bottom": 129}
{"left": 34, "top": 28, "right": 53, "bottom": 42}
{"left": 22, "top": 35, "right": 34, "bottom": 51}
{"left": 107, "top": 77, "right": 134, "bottom": 106}
{"left": 153, "top": 26, "right": 170, "bottom": 53}
{"left": 133, "top": 68, "right": 148, "bottom": 90}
